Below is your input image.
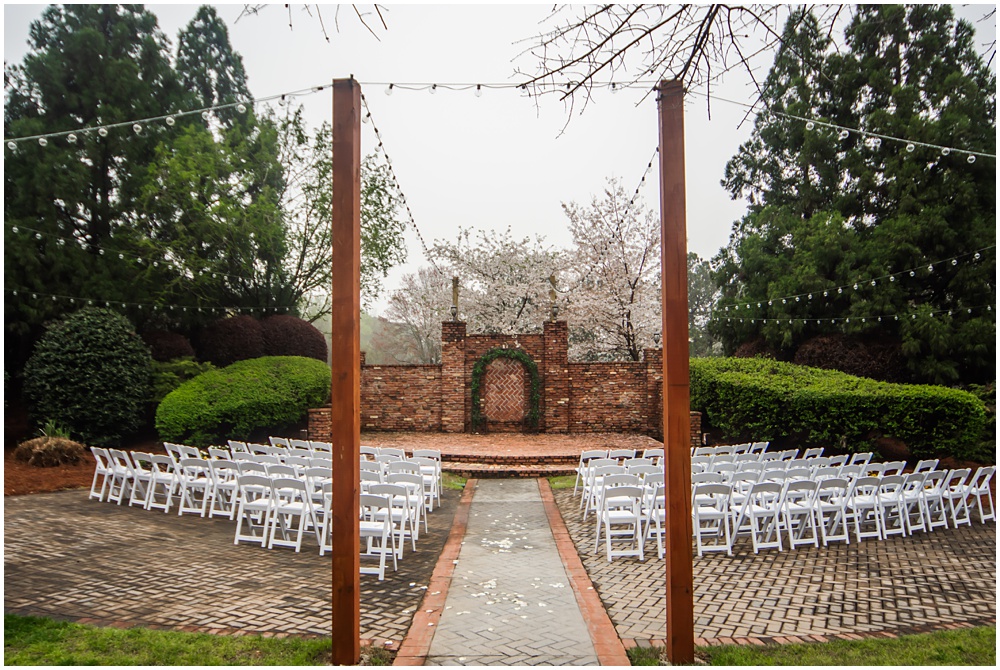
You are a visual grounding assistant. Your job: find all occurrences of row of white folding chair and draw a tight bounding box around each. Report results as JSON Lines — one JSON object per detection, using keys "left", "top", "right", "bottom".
{"left": 695, "top": 468, "right": 985, "bottom": 556}
{"left": 360, "top": 459, "right": 440, "bottom": 514}
{"left": 573, "top": 449, "right": 662, "bottom": 495}
{"left": 692, "top": 442, "right": 770, "bottom": 457}
{"left": 268, "top": 436, "right": 333, "bottom": 453}
{"left": 233, "top": 474, "right": 322, "bottom": 553}
{"left": 579, "top": 459, "right": 660, "bottom": 518}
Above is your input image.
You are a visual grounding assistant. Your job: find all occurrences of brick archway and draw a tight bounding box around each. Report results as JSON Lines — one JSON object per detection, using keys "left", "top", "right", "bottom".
{"left": 482, "top": 357, "right": 528, "bottom": 430}
{"left": 470, "top": 347, "right": 541, "bottom": 432}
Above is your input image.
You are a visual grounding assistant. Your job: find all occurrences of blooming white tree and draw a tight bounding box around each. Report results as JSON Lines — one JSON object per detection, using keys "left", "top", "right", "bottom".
{"left": 562, "top": 179, "right": 661, "bottom": 360}
{"left": 379, "top": 266, "right": 451, "bottom": 363}
{"left": 429, "top": 227, "right": 566, "bottom": 336}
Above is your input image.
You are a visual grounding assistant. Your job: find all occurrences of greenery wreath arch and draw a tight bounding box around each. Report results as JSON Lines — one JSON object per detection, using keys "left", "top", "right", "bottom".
{"left": 470, "top": 347, "right": 541, "bottom": 432}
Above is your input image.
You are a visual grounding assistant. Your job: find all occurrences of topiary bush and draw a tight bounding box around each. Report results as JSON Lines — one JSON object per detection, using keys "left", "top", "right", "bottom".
{"left": 260, "top": 315, "right": 328, "bottom": 361}
{"left": 13, "top": 436, "right": 87, "bottom": 467}
{"left": 155, "top": 356, "right": 331, "bottom": 446}
{"left": 23, "top": 307, "right": 152, "bottom": 446}
{"left": 690, "top": 357, "right": 986, "bottom": 460}
{"left": 792, "top": 334, "right": 904, "bottom": 382}
{"left": 141, "top": 329, "right": 196, "bottom": 362}
{"left": 196, "top": 315, "right": 264, "bottom": 367}
{"left": 149, "top": 357, "right": 216, "bottom": 405}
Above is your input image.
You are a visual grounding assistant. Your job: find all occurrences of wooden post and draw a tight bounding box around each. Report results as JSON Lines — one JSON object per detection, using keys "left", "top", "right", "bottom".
{"left": 657, "top": 79, "right": 694, "bottom": 664}
{"left": 329, "top": 77, "right": 361, "bottom": 665}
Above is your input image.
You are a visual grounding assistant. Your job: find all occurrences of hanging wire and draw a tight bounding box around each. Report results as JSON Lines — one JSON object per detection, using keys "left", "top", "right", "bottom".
{"left": 3, "top": 285, "right": 295, "bottom": 314}
{"left": 719, "top": 302, "right": 994, "bottom": 326}
{"left": 686, "top": 89, "right": 996, "bottom": 160}
{"left": 716, "top": 245, "right": 996, "bottom": 314}
{"left": 359, "top": 90, "right": 444, "bottom": 276}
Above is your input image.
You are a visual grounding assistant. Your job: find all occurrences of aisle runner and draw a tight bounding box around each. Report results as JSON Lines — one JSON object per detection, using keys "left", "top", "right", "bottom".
{"left": 424, "top": 479, "right": 599, "bottom": 666}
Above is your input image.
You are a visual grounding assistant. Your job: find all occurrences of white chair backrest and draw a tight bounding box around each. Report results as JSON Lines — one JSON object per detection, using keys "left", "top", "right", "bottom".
{"left": 802, "top": 447, "right": 824, "bottom": 459}
{"left": 608, "top": 448, "right": 636, "bottom": 461}
{"left": 238, "top": 461, "right": 267, "bottom": 476}
{"left": 827, "top": 455, "right": 848, "bottom": 468}
{"left": 269, "top": 436, "right": 291, "bottom": 448}
{"left": 691, "top": 471, "right": 724, "bottom": 485}
{"left": 381, "top": 447, "right": 406, "bottom": 459}
{"left": 248, "top": 443, "right": 270, "bottom": 455}
{"left": 208, "top": 447, "right": 231, "bottom": 460}
{"left": 228, "top": 440, "right": 249, "bottom": 454}
{"left": 882, "top": 460, "right": 906, "bottom": 476}
{"left": 913, "top": 459, "right": 939, "bottom": 473}
{"left": 289, "top": 439, "right": 312, "bottom": 450}
{"left": 360, "top": 445, "right": 380, "bottom": 458}
{"left": 266, "top": 463, "right": 297, "bottom": 478}
{"left": 387, "top": 460, "right": 420, "bottom": 476}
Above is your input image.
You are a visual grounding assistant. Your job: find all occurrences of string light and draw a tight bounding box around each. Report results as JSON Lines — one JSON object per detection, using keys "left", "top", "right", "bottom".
{"left": 715, "top": 245, "right": 993, "bottom": 313}
{"left": 360, "top": 91, "right": 442, "bottom": 276}
{"left": 686, "top": 90, "right": 995, "bottom": 161}
{"left": 714, "top": 303, "right": 994, "bottom": 326}
{"left": 5, "top": 286, "right": 296, "bottom": 314}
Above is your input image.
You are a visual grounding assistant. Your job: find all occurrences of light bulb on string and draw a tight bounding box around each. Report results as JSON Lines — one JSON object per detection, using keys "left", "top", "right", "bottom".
{"left": 838, "top": 130, "right": 849, "bottom": 140}
{"left": 11, "top": 226, "right": 17, "bottom": 233}
{"left": 133, "top": 124, "right": 142, "bottom": 134}
{"left": 385, "top": 84, "right": 394, "bottom": 96}
{"left": 906, "top": 143, "right": 915, "bottom": 152}
{"left": 34, "top": 233, "right": 41, "bottom": 240}
{"left": 166, "top": 116, "right": 176, "bottom": 126}
{"left": 974, "top": 252, "right": 981, "bottom": 260}
{"left": 362, "top": 113, "right": 370, "bottom": 124}
{"left": 952, "top": 259, "right": 958, "bottom": 266}
{"left": 237, "top": 104, "right": 247, "bottom": 114}
{"left": 98, "top": 127, "right": 108, "bottom": 137}
{"left": 475, "top": 84, "right": 483, "bottom": 97}
{"left": 967, "top": 155, "right": 976, "bottom": 164}
{"left": 805, "top": 121, "right": 815, "bottom": 131}
{"left": 927, "top": 264, "right": 933, "bottom": 272}
{"left": 941, "top": 147, "right": 950, "bottom": 156}
{"left": 38, "top": 137, "right": 48, "bottom": 147}
{"left": 610, "top": 83, "right": 618, "bottom": 94}
{"left": 6, "top": 141, "right": 16, "bottom": 151}
{"left": 202, "top": 111, "right": 210, "bottom": 120}
{"left": 67, "top": 134, "right": 77, "bottom": 144}
{"left": 429, "top": 84, "right": 437, "bottom": 95}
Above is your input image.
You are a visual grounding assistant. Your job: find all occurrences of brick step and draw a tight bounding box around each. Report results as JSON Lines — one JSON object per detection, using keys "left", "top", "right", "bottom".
{"left": 438, "top": 453, "right": 579, "bottom": 466}
{"left": 442, "top": 461, "right": 577, "bottom": 479}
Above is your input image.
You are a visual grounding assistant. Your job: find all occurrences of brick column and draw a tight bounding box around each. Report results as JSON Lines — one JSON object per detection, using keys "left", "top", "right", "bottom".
{"left": 542, "top": 320, "right": 570, "bottom": 433}
{"left": 644, "top": 348, "right": 663, "bottom": 440}
{"left": 440, "top": 321, "right": 467, "bottom": 433}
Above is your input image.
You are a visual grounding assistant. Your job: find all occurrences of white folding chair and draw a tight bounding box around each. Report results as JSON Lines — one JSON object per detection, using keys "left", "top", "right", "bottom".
{"left": 965, "top": 466, "right": 996, "bottom": 523}
{"left": 380, "top": 447, "right": 406, "bottom": 459}
{"left": 268, "top": 478, "right": 319, "bottom": 552}
{"left": 88, "top": 447, "right": 112, "bottom": 501}
{"left": 739, "top": 481, "right": 784, "bottom": 553}
{"left": 692, "top": 482, "right": 733, "bottom": 557}
{"left": 227, "top": 440, "right": 249, "bottom": 454}
{"left": 782, "top": 480, "right": 819, "bottom": 549}
{"left": 882, "top": 461, "right": 907, "bottom": 477}
{"left": 387, "top": 472, "right": 427, "bottom": 533}
{"left": 234, "top": 474, "right": 274, "bottom": 547}
{"left": 913, "top": 459, "right": 939, "bottom": 473}
{"left": 595, "top": 484, "right": 645, "bottom": 562}
{"left": 310, "top": 441, "right": 333, "bottom": 455}
{"left": 176, "top": 458, "right": 212, "bottom": 517}
{"left": 876, "top": 475, "right": 908, "bottom": 538}
{"left": 943, "top": 468, "right": 972, "bottom": 527}
{"left": 574, "top": 450, "right": 609, "bottom": 495}
{"left": 126, "top": 451, "right": 154, "bottom": 508}
{"left": 269, "top": 436, "right": 291, "bottom": 448}
{"left": 208, "top": 447, "right": 231, "bottom": 460}
{"left": 920, "top": 470, "right": 949, "bottom": 531}
{"left": 146, "top": 455, "right": 178, "bottom": 513}
{"left": 369, "top": 482, "right": 417, "bottom": 557}
{"left": 208, "top": 459, "right": 241, "bottom": 520}
{"left": 814, "top": 478, "right": 851, "bottom": 546}
{"left": 848, "top": 452, "right": 873, "bottom": 468}
{"left": 105, "top": 449, "right": 134, "bottom": 505}
{"left": 848, "top": 476, "right": 882, "bottom": 542}
{"left": 358, "top": 493, "right": 398, "bottom": 579}
{"left": 900, "top": 472, "right": 929, "bottom": 534}
{"left": 802, "top": 447, "right": 824, "bottom": 459}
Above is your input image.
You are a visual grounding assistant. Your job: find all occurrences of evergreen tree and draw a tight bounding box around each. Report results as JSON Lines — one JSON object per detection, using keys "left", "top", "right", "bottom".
{"left": 713, "top": 5, "right": 995, "bottom": 384}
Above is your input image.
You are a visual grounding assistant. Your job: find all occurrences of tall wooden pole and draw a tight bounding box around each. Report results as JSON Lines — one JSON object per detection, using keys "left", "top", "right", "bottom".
{"left": 657, "top": 79, "right": 694, "bottom": 664}
{"left": 329, "top": 77, "right": 362, "bottom": 665}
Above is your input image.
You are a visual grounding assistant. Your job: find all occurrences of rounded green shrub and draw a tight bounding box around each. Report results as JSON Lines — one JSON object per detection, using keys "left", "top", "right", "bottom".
{"left": 23, "top": 307, "right": 152, "bottom": 446}
{"left": 155, "top": 356, "right": 331, "bottom": 446}
{"left": 260, "top": 315, "right": 328, "bottom": 361}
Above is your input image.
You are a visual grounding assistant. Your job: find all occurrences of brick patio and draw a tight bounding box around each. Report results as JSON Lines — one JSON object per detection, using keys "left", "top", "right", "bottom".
{"left": 552, "top": 487, "right": 997, "bottom": 646}
{"left": 4, "top": 487, "right": 458, "bottom": 646}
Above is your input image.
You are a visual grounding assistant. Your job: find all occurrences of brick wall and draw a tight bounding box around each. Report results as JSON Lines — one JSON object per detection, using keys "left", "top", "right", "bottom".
{"left": 307, "top": 319, "right": 704, "bottom": 446}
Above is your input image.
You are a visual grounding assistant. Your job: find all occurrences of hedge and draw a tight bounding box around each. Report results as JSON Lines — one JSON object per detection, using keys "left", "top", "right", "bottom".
{"left": 155, "top": 356, "right": 331, "bottom": 446}
{"left": 689, "top": 357, "right": 986, "bottom": 460}
{"left": 196, "top": 315, "right": 264, "bottom": 367}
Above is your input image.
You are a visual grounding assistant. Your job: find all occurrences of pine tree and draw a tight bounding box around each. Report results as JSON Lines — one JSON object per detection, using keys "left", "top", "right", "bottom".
{"left": 713, "top": 6, "right": 996, "bottom": 384}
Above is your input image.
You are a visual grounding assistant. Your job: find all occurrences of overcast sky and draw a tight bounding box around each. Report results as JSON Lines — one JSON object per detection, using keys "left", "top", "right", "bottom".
{"left": 4, "top": 3, "right": 996, "bottom": 316}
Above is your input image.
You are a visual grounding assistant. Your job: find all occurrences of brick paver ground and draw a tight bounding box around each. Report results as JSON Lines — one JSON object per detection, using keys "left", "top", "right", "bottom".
{"left": 4, "top": 488, "right": 458, "bottom": 645}
{"left": 553, "top": 488, "right": 997, "bottom": 645}
{"left": 424, "top": 480, "right": 599, "bottom": 666}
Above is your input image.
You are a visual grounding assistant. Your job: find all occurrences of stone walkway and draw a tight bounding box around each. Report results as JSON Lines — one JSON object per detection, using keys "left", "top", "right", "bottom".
{"left": 423, "top": 480, "right": 599, "bottom": 666}
{"left": 553, "top": 487, "right": 997, "bottom": 646}
{"left": 4, "top": 488, "right": 457, "bottom": 646}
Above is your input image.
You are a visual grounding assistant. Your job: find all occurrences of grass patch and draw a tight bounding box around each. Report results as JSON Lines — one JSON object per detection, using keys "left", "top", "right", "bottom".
{"left": 627, "top": 626, "right": 996, "bottom": 666}
{"left": 4, "top": 614, "right": 332, "bottom": 666}
{"left": 442, "top": 472, "right": 467, "bottom": 491}
{"left": 548, "top": 475, "right": 577, "bottom": 490}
